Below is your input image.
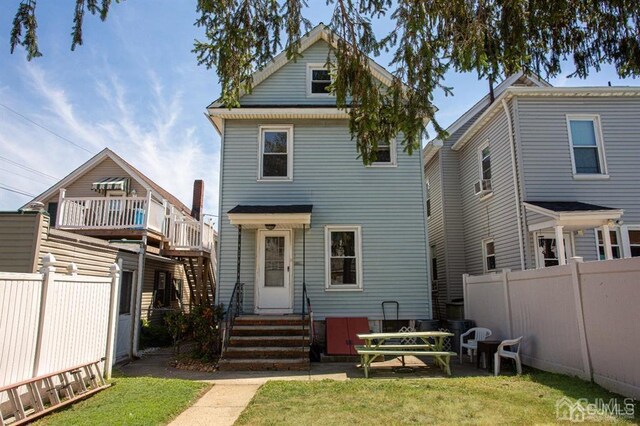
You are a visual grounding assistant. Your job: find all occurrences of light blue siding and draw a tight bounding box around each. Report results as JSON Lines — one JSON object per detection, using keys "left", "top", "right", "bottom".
{"left": 218, "top": 119, "right": 430, "bottom": 320}
{"left": 240, "top": 41, "right": 338, "bottom": 106}
{"left": 517, "top": 96, "right": 640, "bottom": 260}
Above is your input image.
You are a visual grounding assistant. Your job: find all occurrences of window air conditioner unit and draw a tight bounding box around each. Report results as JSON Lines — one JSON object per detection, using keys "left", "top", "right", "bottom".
{"left": 474, "top": 179, "right": 492, "bottom": 195}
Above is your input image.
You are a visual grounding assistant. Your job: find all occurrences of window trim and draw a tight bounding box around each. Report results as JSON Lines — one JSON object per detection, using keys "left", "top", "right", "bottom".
{"left": 425, "top": 179, "right": 431, "bottom": 217}
{"left": 306, "top": 63, "right": 333, "bottom": 97}
{"left": 257, "top": 124, "right": 294, "bottom": 182}
{"left": 566, "top": 114, "right": 609, "bottom": 179}
{"left": 324, "top": 225, "right": 363, "bottom": 291}
{"left": 482, "top": 238, "right": 496, "bottom": 273}
{"left": 595, "top": 227, "right": 622, "bottom": 260}
{"left": 477, "top": 140, "right": 493, "bottom": 199}
{"left": 367, "top": 138, "right": 398, "bottom": 168}
{"left": 621, "top": 225, "right": 640, "bottom": 258}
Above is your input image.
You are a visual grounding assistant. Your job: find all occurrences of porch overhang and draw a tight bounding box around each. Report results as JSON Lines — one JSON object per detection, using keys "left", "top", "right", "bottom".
{"left": 227, "top": 205, "right": 312, "bottom": 229}
{"left": 524, "top": 201, "right": 623, "bottom": 232}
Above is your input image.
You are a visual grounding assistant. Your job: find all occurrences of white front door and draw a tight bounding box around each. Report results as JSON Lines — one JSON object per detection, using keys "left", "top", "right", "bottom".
{"left": 534, "top": 232, "right": 574, "bottom": 268}
{"left": 116, "top": 270, "right": 135, "bottom": 360}
{"left": 256, "top": 230, "right": 293, "bottom": 314}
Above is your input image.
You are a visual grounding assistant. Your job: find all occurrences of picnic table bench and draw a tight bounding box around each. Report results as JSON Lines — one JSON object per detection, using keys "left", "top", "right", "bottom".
{"left": 356, "top": 331, "right": 456, "bottom": 378}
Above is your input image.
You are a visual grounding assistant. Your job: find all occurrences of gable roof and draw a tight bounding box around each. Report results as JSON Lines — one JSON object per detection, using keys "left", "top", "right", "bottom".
{"left": 422, "top": 72, "right": 550, "bottom": 161}
{"left": 208, "top": 23, "right": 398, "bottom": 109}
{"left": 23, "top": 148, "right": 192, "bottom": 215}
{"left": 452, "top": 85, "right": 640, "bottom": 150}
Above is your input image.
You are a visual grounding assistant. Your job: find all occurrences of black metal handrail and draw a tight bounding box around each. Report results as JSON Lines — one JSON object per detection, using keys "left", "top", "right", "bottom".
{"left": 221, "top": 281, "right": 244, "bottom": 355}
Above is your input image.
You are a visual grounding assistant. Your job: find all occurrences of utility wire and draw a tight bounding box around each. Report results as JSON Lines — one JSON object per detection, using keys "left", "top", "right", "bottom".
{"left": 0, "top": 184, "right": 35, "bottom": 197}
{"left": 0, "top": 167, "right": 49, "bottom": 184}
{"left": 0, "top": 155, "right": 59, "bottom": 180}
{"left": 0, "top": 102, "right": 94, "bottom": 154}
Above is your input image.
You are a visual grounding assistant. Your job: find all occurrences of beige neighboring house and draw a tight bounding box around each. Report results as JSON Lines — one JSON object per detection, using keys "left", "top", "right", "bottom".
{"left": 2, "top": 148, "right": 216, "bottom": 361}
{"left": 424, "top": 74, "right": 640, "bottom": 320}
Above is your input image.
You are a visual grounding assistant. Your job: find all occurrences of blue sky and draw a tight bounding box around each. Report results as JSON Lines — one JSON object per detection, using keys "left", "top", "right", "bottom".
{"left": 0, "top": 1, "right": 636, "bottom": 217}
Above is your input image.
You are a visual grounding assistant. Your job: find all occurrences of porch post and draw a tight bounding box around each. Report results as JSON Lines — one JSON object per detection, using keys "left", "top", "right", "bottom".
{"left": 601, "top": 224, "right": 613, "bottom": 260}
{"left": 555, "top": 225, "right": 566, "bottom": 265}
{"left": 236, "top": 225, "right": 242, "bottom": 284}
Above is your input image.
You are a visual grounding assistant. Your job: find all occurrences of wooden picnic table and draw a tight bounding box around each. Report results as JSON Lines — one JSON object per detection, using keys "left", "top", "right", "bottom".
{"left": 355, "top": 331, "right": 456, "bottom": 378}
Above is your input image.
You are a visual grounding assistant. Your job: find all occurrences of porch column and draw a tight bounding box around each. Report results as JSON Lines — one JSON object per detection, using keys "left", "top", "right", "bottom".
{"left": 601, "top": 224, "right": 614, "bottom": 260}
{"left": 555, "top": 225, "right": 567, "bottom": 265}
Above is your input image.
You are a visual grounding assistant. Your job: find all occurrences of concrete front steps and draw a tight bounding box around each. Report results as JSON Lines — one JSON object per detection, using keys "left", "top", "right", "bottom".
{"left": 218, "top": 315, "right": 311, "bottom": 371}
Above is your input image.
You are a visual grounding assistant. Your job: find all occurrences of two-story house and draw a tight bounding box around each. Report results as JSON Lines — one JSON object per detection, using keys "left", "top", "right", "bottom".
{"left": 424, "top": 74, "right": 640, "bottom": 319}
{"left": 208, "top": 24, "right": 431, "bottom": 370}
{"left": 18, "top": 148, "right": 216, "bottom": 360}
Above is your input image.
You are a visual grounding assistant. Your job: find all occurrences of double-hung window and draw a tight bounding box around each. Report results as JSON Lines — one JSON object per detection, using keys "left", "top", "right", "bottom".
{"left": 476, "top": 141, "right": 492, "bottom": 197}
{"left": 307, "top": 64, "right": 332, "bottom": 96}
{"left": 258, "top": 125, "right": 293, "bottom": 181}
{"left": 567, "top": 115, "right": 607, "bottom": 177}
{"left": 325, "top": 226, "right": 363, "bottom": 290}
{"left": 628, "top": 229, "right": 640, "bottom": 257}
{"left": 369, "top": 139, "right": 397, "bottom": 167}
{"left": 483, "top": 239, "right": 496, "bottom": 272}
{"left": 596, "top": 229, "right": 621, "bottom": 260}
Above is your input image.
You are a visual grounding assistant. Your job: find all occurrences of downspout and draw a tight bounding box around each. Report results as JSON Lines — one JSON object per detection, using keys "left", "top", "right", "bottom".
{"left": 502, "top": 99, "right": 526, "bottom": 271}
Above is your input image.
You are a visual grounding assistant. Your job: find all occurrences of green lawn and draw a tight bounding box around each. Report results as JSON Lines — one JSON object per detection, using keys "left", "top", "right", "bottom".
{"left": 236, "top": 372, "right": 638, "bottom": 425}
{"left": 33, "top": 376, "right": 209, "bottom": 426}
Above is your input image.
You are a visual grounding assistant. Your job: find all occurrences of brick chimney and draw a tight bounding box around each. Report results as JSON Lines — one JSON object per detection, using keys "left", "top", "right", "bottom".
{"left": 191, "top": 180, "right": 204, "bottom": 220}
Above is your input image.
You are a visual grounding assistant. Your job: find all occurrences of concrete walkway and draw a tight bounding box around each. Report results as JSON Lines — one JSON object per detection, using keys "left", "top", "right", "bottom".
{"left": 118, "top": 350, "right": 489, "bottom": 425}
{"left": 170, "top": 383, "right": 260, "bottom": 426}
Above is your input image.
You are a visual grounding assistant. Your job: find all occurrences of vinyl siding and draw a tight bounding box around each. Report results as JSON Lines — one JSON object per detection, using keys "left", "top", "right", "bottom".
{"left": 141, "top": 256, "right": 188, "bottom": 322}
{"left": 425, "top": 153, "right": 446, "bottom": 318}
{"left": 218, "top": 118, "right": 430, "bottom": 320}
{"left": 240, "top": 41, "right": 338, "bottom": 106}
{"left": 42, "top": 157, "right": 148, "bottom": 207}
{"left": 517, "top": 96, "right": 640, "bottom": 261}
{"left": 458, "top": 107, "right": 522, "bottom": 276}
{"left": 0, "top": 212, "right": 42, "bottom": 272}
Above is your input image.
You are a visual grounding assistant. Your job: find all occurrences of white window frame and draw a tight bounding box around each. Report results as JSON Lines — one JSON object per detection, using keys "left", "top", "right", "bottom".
{"left": 477, "top": 140, "right": 493, "bottom": 199}
{"left": 324, "top": 225, "right": 363, "bottom": 291}
{"left": 566, "top": 114, "right": 609, "bottom": 179}
{"left": 367, "top": 138, "right": 397, "bottom": 168}
{"left": 482, "top": 238, "right": 496, "bottom": 273}
{"left": 257, "top": 125, "right": 293, "bottom": 182}
{"left": 306, "top": 64, "right": 333, "bottom": 97}
{"left": 621, "top": 225, "right": 640, "bottom": 258}
{"left": 425, "top": 179, "right": 431, "bottom": 218}
{"left": 595, "top": 227, "right": 622, "bottom": 260}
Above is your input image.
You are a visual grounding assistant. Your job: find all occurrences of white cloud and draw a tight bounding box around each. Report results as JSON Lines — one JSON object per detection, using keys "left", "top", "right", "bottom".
{"left": 0, "top": 62, "right": 220, "bottom": 220}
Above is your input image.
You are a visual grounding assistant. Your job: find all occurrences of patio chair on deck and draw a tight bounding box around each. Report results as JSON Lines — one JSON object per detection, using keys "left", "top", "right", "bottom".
{"left": 459, "top": 327, "right": 492, "bottom": 364}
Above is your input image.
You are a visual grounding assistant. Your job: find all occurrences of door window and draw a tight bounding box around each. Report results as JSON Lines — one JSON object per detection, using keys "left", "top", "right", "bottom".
{"left": 264, "top": 236, "right": 285, "bottom": 287}
{"left": 536, "top": 234, "right": 570, "bottom": 267}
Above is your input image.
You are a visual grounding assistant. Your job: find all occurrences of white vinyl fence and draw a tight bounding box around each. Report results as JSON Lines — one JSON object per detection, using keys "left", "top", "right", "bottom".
{"left": 0, "top": 254, "right": 120, "bottom": 388}
{"left": 463, "top": 257, "right": 640, "bottom": 399}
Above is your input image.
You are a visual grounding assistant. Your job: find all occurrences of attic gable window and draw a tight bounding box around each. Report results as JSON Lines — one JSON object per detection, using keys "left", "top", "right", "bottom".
{"left": 307, "top": 64, "right": 332, "bottom": 96}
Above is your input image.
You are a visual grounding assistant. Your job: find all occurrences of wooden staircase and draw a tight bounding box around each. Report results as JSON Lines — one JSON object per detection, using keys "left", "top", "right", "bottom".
{"left": 218, "top": 315, "right": 310, "bottom": 371}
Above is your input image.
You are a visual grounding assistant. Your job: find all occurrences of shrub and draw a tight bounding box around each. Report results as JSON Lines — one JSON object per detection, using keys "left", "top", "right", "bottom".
{"left": 140, "top": 318, "right": 173, "bottom": 349}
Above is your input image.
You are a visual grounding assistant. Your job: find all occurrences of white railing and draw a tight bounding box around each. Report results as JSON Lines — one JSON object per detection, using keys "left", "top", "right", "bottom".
{"left": 56, "top": 189, "right": 215, "bottom": 252}
{"left": 58, "top": 196, "right": 149, "bottom": 229}
{"left": 169, "top": 215, "right": 215, "bottom": 252}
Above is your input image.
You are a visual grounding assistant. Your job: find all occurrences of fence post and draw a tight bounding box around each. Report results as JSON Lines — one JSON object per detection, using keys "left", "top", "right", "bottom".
{"left": 570, "top": 257, "right": 593, "bottom": 381}
{"left": 33, "top": 253, "right": 56, "bottom": 377}
{"left": 501, "top": 269, "right": 513, "bottom": 338}
{"left": 104, "top": 262, "right": 121, "bottom": 380}
{"left": 462, "top": 274, "right": 469, "bottom": 319}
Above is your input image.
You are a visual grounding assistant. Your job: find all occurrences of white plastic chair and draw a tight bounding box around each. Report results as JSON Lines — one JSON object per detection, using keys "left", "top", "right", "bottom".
{"left": 494, "top": 337, "right": 523, "bottom": 376}
{"left": 459, "top": 327, "right": 492, "bottom": 364}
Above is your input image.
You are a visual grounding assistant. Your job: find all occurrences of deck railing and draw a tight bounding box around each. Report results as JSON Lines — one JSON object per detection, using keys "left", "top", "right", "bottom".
{"left": 56, "top": 190, "right": 215, "bottom": 252}
{"left": 57, "top": 196, "right": 153, "bottom": 230}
